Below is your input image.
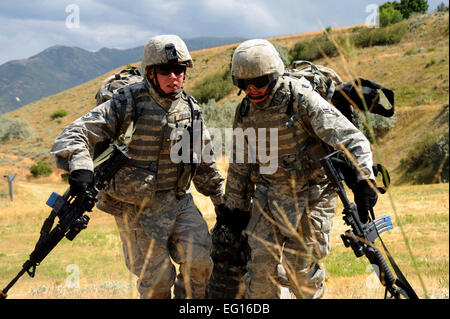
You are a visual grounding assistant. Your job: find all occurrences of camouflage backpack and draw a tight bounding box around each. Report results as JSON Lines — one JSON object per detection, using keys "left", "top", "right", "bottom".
{"left": 285, "top": 60, "right": 395, "bottom": 123}
{"left": 95, "top": 66, "right": 143, "bottom": 105}
{"left": 92, "top": 67, "right": 144, "bottom": 166}
{"left": 286, "top": 60, "right": 393, "bottom": 190}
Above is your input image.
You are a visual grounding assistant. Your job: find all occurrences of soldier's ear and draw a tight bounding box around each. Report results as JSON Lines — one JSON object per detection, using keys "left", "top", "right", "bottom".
{"left": 146, "top": 67, "right": 154, "bottom": 81}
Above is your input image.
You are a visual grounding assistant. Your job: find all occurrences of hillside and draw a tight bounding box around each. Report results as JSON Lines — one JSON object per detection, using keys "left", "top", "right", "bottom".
{"left": 0, "top": 37, "right": 246, "bottom": 114}
{"left": 0, "top": 11, "right": 448, "bottom": 186}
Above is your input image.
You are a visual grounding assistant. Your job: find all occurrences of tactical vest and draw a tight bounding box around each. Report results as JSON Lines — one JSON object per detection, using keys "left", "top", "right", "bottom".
{"left": 103, "top": 80, "right": 201, "bottom": 205}
{"left": 236, "top": 76, "right": 329, "bottom": 188}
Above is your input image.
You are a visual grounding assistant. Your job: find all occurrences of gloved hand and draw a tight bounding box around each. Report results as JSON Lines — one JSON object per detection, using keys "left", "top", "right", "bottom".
{"left": 68, "top": 169, "right": 94, "bottom": 196}
{"left": 215, "top": 204, "right": 250, "bottom": 233}
{"left": 353, "top": 179, "right": 378, "bottom": 224}
{"left": 215, "top": 204, "right": 233, "bottom": 226}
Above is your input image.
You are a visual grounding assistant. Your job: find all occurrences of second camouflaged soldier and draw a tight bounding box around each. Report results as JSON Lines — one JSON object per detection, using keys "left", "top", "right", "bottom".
{"left": 51, "top": 35, "right": 225, "bottom": 299}
{"left": 214, "top": 39, "right": 378, "bottom": 299}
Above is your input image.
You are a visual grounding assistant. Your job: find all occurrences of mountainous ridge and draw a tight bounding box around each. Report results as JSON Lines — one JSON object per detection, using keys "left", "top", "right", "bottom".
{"left": 0, "top": 37, "right": 246, "bottom": 114}
{"left": 0, "top": 11, "right": 448, "bottom": 185}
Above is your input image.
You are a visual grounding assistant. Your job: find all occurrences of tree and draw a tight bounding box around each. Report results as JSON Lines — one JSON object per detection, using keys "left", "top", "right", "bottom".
{"left": 379, "top": 0, "right": 429, "bottom": 19}
{"left": 399, "top": 0, "right": 429, "bottom": 18}
{"left": 379, "top": 5, "right": 404, "bottom": 26}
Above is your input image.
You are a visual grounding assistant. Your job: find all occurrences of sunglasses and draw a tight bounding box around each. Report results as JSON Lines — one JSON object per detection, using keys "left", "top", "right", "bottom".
{"left": 155, "top": 65, "right": 186, "bottom": 76}
{"left": 235, "top": 75, "right": 272, "bottom": 91}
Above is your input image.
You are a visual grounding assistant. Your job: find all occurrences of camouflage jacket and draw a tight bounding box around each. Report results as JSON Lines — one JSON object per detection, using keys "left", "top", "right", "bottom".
{"left": 51, "top": 78, "right": 224, "bottom": 208}
{"left": 225, "top": 75, "right": 374, "bottom": 211}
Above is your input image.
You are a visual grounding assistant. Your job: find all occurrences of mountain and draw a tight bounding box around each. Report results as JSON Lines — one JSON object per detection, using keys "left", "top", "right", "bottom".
{"left": 1, "top": 12, "right": 448, "bottom": 186}
{"left": 0, "top": 37, "right": 246, "bottom": 114}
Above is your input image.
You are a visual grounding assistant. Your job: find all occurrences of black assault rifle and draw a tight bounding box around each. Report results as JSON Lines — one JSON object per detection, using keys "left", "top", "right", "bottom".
{"left": 320, "top": 150, "right": 418, "bottom": 299}
{"left": 0, "top": 144, "right": 129, "bottom": 299}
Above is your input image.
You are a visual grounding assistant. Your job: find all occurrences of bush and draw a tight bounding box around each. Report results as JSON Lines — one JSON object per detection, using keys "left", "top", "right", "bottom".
{"left": 30, "top": 160, "right": 53, "bottom": 177}
{"left": 50, "top": 109, "right": 68, "bottom": 120}
{"left": 353, "top": 111, "right": 398, "bottom": 140}
{"left": 379, "top": 5, "right": 404, "bottom": 26}
{"left": 0, "top": 115, "right": 33, "bottom": 141}
{"left": 191, "top": 70, "right": 234, "bottom": 104}
{"left": 428, "top": 133, "right": 449, "bottom": 182}
{"left": 436, "top": 2, "right": 449, "bottom": 12}
{"left": 380, "top": 0, "right": 428, "bottom": 19}
{"left": 200, "top": 99, "right": 237, "bottom": 153}
{"left": 272, "top": 43, "right": 291, "bottom": 67}
{"left": 353, "top": 23, "right": 407, "bottom": 47}
{"left": 401, "top": 132, "right": 449, "bottom": 184}
{"left": 289, "top": 33, "right": 338, "bottom": 62}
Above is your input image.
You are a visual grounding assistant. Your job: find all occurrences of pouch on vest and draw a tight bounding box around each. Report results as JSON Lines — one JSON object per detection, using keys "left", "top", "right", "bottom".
{"left": 105, "top": 165, "right": 156, "bottom": 206}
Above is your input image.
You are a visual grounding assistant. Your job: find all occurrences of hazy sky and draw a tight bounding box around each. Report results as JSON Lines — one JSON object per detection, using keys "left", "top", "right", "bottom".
{"left": 0, "top": 0, "right": 448, "bottom": 65}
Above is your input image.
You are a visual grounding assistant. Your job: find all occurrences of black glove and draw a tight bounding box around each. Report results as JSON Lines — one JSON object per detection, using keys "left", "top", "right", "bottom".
{"left": 353, "top": 179, "right": 378, "bottom": 224}
{"left": 215, "top": 204, "right": 250, "bottom": 233}
{"left": 68, "top": 169, "right": 94, "bottom": 196}
{"left": 215, "top": 204, "right": 232, "bottom": 226}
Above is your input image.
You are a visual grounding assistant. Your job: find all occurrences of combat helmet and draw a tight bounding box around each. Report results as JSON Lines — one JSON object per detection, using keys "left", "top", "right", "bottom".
{"left": 231, "top": 39, "right": 284, "bottom": 90}
{"left": 141, "top": 35, "right": 192, "bottom": 97}
{"left": 141, "top": 34, "right": 193, "bottom": 73}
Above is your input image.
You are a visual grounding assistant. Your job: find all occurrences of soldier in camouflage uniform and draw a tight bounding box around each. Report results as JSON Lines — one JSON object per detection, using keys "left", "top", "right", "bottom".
{"left": 213, "top": 39, "right": 378, "bottom": 299}
{"left": 51, "top": 35, "right": 225, "bottom": 299}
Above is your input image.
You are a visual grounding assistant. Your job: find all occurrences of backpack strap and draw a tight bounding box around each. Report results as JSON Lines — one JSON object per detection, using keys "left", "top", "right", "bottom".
{"left": 93, "top": 85, "right": 142, "bottom": 169}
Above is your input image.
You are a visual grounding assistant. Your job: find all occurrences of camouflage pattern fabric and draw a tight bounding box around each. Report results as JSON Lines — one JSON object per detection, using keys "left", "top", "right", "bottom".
{"left": 51, "top": 78, "right": 224, "bottom": 206}
{"left": 114, "top": 191, "right": 213, "bottom": 298}
{"left": 206, "top": 224, "right": 250, "bottom": 299}
{"left": 222, "top": 75, "right": 374, "bottom": 299}
{"left": 50, "top": 63, "right": 224, "bottom": 298}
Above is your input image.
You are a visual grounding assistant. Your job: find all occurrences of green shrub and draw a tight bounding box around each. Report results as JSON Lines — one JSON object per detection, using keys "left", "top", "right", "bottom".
{"left": 289, "top": 33, "right": 338, "bottom": 62}
{"left": 272, "top": 43, "right": 292, "bottom": 67}
{"left": 200, "top": 99, "right": 237, "bottom": 153}
{"left": 191, "top": 70, "right": 234, "bottom": 104}
{"left": 50, "top": 109, "right": 68, "bottom": 120}
{"left": 0, "top": 115, "right": 33, "bottom": 141}
{"left": 201, "top": 99, "right": 236, "bottom": 129}
{"left": 426, "top": 133, "right": 449, "bottom": 182}
{"left": 353, "top": 111, "right": 398, "bottom": 140}
{"left": 353, "top": 23, "right": 407, "bottom": 47}
{"left": 380, "top": 0, "right": 428, "bottom": 19}
{"left": 379, "top": 5, "right": 404, "bottom": 27}
{"left": 401, "top": 132, "right": 449, "bottom": 184}
{"left": 436, "top": 2, "right": 449, "bottom": 12}
{"left": 30, "top": 160, "right": 53, "bottom": 177}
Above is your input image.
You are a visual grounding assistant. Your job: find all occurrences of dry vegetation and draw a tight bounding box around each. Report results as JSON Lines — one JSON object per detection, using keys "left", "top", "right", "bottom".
{"left": 0, "top": 11, "right": 448, "bottom": 299}
{"left": 0, "top": 161, "right": 447, "bottom": 299}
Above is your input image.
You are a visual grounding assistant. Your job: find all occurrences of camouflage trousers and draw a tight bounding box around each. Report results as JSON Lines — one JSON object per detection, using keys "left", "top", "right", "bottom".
{"left": 110, "top": 191, "right": 213, "bottom": 299}
{"left": 244, "top": 182, "right": 337, "bottom": 299}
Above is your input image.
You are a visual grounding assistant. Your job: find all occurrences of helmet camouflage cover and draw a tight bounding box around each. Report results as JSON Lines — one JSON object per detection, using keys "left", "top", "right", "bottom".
{"left": 141, "top": 34, "right": 193, "bottom": 73}
{"left": 231, "top": 39, "right": 285, "bottom": 85}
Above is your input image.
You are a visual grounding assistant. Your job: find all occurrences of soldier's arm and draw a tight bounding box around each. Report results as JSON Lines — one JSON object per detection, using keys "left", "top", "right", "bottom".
{"left": 50, "top": 100, "right": 118, "bottom": 173}
{"left": 223, "top": 104, "right": 253, "bottom": 211}
{"left": 192, "top": 122, "right": 225, "bottom": 206}
{"left": 301, "top": 88, "right": 375, "bottom": 181}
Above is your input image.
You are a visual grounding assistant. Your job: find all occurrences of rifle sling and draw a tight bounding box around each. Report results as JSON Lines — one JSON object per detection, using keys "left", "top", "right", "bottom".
{"left": 372, "top": 209, "right": 418, "bottom": 299}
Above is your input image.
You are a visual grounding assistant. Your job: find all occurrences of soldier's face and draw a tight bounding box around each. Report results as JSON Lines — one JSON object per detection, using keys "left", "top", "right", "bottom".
{"left": 148, "top": 67, "right": 185, "bottom": 94}
{"left": 245, "top": 85, "right": 270, "bottom": 103}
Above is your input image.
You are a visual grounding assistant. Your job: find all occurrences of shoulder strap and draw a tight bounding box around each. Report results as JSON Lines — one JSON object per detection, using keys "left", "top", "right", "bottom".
{"left": 93, "top": 85, "right": 142, "bottom": 169}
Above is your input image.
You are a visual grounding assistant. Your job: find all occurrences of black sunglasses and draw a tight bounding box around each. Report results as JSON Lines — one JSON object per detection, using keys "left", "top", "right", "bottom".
{"left": 155, "top": 65, "right": 186, "bottom": 76}
{"left": 236, "top": 75, "right": 271, "bottom": 91}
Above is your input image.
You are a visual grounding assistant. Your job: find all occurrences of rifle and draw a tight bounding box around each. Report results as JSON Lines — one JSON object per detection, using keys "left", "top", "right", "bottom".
{"left": 0, "top": 143, "right": 130, "bottom": 299}
{"left": 320, "top": 150, "right": 418, "bottom": 299}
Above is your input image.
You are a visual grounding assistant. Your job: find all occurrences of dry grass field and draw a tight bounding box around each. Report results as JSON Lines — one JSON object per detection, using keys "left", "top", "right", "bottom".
{"left": 0, "top": 157, "right": 447, "bottom": 299}
{"left": 0, "top": 11, "right": 448, "bottom": 300}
